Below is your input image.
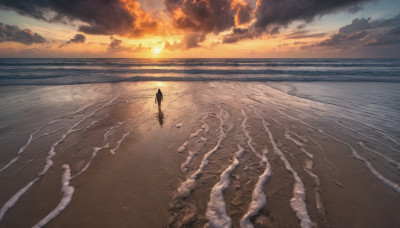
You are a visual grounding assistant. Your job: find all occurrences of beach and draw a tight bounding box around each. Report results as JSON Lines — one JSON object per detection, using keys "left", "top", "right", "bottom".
{"left": 0, "top": 59, "right": 400, "bottom": 228}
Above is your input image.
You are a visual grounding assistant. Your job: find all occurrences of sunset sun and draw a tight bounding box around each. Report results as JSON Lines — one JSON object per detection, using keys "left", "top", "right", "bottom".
{"left": 0, "top": 0, "right": 399, "bottom": 227}
{"left": 152, "top": 47, "right": 162, "bottom": 55}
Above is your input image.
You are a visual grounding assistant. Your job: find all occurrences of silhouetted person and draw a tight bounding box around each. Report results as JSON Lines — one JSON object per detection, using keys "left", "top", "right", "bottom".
{"left": 155, "top": 89, "right": 163, "bottom": 109}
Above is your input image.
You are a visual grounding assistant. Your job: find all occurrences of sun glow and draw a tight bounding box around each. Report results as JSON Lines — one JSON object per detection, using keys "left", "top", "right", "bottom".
{"left": 153, "top": 48, "right": 162, "bottom": 54}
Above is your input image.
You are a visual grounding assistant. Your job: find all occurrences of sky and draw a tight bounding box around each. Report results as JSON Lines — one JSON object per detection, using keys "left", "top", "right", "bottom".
{"left": 0, "top": 0, "right": 399, "bottom": 58}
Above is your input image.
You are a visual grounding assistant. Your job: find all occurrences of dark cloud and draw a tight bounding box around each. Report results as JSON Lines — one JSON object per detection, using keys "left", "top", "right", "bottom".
{"left": 317, "top": 31, "right": 369, "bottom": 46}
{"left": 339, "top": 14, "right": 400, "bottom": 34}
{"left": 222, "top": 0, "right": 373, "bottom": 43}
{"left": 165, "top": 0, "right": 235, "bottom": 33}
{"left": 0, "top": 22, "right": 46, "bottom": 45}
{"left": 164, "top": 32, "right": 206, "bottom": 50}
{"left": 309, "top": 14, "right": 400, "bottom": 51}
{"left": 253, "top": 0, "right": 372, "bottom": 31}
{"left": 165, "top": 0, "right": 252, "bottom": 36}
{"left": 222, "top": 27, "right": 255, "bottom": 43}
{"left": 183, "top": 32, "right": 206, "bottom": 48}
{"left": 107, "top": 36, "right": 149, "bottom": 53}
{"left": 0, "top": 0, "right": 158, "bottom": 37}
{"left": 109, "top": 37, "right": 124, "bottom": 50}
{"left": 364, "top": 26, "right": 400, "bottom": 46}
{"left": 67, "top": 34, "right": 86, "bottom": 44}
{"left": 285, "top": 30, "right": 327, "bottom": 39}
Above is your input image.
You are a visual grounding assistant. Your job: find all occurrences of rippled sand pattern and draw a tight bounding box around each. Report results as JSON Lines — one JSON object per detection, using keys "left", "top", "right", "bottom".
{"left": 0, "top": 81, "right": 399, "bottom": 227}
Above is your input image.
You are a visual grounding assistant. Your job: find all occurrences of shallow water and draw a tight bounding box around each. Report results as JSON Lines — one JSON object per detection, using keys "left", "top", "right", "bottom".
{"left": 0, "top": 80, "right": 399, "bottom": 227}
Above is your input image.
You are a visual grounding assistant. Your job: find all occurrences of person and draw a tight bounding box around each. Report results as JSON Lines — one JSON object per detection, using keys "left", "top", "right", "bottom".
{"left": 155, "top": 89, "right": 163, "bottom": 109}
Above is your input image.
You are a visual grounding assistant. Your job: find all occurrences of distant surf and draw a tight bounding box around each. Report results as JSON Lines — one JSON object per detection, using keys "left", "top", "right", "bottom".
{"left": 1, "top": 58, "right": 399, "bottom": 85}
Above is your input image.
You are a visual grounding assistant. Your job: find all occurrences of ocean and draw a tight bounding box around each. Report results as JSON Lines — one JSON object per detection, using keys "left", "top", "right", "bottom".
{"left": 0, "top": 58, "right": 399, "bottom": 227}
{"left": 1, "top": 58, "right": 400, "bottom": 85}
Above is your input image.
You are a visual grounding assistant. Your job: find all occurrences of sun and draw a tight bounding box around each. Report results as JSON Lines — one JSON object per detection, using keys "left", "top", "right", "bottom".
{"left": 153, "top": 48, "right": 162, "bottom": 55}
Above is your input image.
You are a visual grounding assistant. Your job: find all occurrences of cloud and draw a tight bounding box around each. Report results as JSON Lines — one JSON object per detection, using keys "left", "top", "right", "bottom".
{"left": 0, "top": 22, "right": 46, "bottom": 45}
{"left": 165, "top": 0, "right": 252, "bottom": 35}
{"left": 67, "top": 34, "right": 86, "bottom": 44}
{"left": 59, "top": 33, "right": 86, "bottom": 48}
{"left": 222, "top": 27, "right": 255, "bottom": 43}
{"left": 109, "top": 37, "right": 124, "bottom": 50}
{"left": 253, "top": 0, "right": 372, "bottom": 31}
{"left": 306, "top": 13, "right": 400, "bottom": 54}
{"left": 317, "top": 30, "right": 369, "bottom": 46}
{"left": 222, "top": 0, "right": 373, "bottom": 43}
{"left": 364, "top": 25, "right": 400, "bottom": 46}
{"left": 164, "top": 32, "right": 206, "bottom": 50}
{"left": 108, "top": 36, "right": 149, "bottom": 53}
{"left": 285, "top": 30, "right": 327, "bottom": 39}
{"left": 0, "top": 0, "right": 158, "bottom": 37}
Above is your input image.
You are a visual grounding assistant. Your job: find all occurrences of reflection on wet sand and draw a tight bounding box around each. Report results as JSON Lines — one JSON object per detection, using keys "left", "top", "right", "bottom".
{"left": 158, "top": 109, "right": 164, "bottom": 126}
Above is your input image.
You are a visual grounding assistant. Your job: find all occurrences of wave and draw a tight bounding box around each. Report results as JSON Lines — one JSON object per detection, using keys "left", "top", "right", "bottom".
{"left": 0, "top": 58, "right": 399, "bottom": 85}
{"left": 1, "top": 75, "right": 400, "bottom": 86}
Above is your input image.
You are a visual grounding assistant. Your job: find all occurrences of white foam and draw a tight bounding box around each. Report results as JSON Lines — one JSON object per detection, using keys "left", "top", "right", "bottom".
{"left": 0, "top": 126, "right": 42, "bottom": 173}
{"left": 189, "top": 128, "right": 203, "bottom": 139}
{"left": 178, "top": 141, "right": 188, "bottom": 153}
{"left": 0, "top": 177, "right": 39, "bottom": 221}
{"left": 173, "top": 110, "right": 226, "bottom": 200}
{"left": 36, "top": 127, "right": 65, "bottom": 139}
{"left": 261, "top": 119, "right": 312, "bottom": 228}
{"left": 0, "top": 109, "right": 100, "bottom": 220}
{"left": 104, "top": 122, "right": 124, "bottom": 142}
{"left": 33, "top": 164, "right": 74, "bottom": 228}
{"left": 241, "top": 109, "right": 262, "bottom": 159}
{"left": 285, "top": 132, "right": 304, "bottom": 147}
{"left": 207, "top": 145, "right": 244, "bottom": 228}
{"left": 348, "top": 143, "right": 400, "bottom": 194}
{"left": 180, "top": 151, "right": 196, "bottom": 173}
{"left": 275, "top": 108, "right": 400, "bottom": 195}
{"left": 240, "top": 147, "right": 271, "bottom": 228}
{"left": 110, "top": 133, "right": 129, "bottom": 155}
{"left": 74, "top": 143, "right": 110, "bottom": 178}
{"left": 0, "top": 156, "right": 20, "bottom": 173}
{"left": 336, "top": 120, "right": 400, "bottom": 153}
{"left": 359, "top": 142, "right": 400, "bottom": 171}
{"left": 201, "top": 113, "right": 210, "bottom": 134}
{"left": 303, "top": 159, "right": 323, "bottom": 213}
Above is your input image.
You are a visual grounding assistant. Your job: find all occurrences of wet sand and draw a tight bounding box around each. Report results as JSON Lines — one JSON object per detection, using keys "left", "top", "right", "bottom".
{"left": 0, "top": 81, "right": 399, "bottom": 227}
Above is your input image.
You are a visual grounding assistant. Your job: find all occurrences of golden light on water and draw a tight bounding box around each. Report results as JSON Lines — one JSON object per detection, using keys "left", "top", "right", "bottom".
{"left": 156, "top": 82, "right": 165, "bottom": 87}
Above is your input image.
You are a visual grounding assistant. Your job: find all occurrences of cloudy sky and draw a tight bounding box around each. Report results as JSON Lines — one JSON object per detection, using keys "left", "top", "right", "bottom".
{"left": 0, "top": 0, "right": 399, "bottom": 58}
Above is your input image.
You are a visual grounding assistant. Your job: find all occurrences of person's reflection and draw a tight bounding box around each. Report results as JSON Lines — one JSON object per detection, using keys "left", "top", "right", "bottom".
{"left": 157, "top": 109, "right": 164, "bottom": 126}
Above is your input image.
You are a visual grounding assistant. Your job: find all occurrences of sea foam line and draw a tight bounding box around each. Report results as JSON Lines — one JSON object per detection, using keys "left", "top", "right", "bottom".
{"left": 104, "top": 122, "right": 124, "bottom": 142}
{"left": 240, "top": 109, "right": 262, "bottom": 159}
{"left": 240, "top": 147, "right": 271, "bottom": 228}
{"left": 0, "top": 102, "right": 99, "bottom": 173}
{"left": 358, "top": 142, "right": 400, "bottom": 171}
{"left": 110, "top": 132, "right": 129, "bottom": 155}
{"left": 72, "top": 143, "right": 110, "bottom": 179}
{"left": 0, "top": 104, "right": 107, "bottom": 221}
{"left": 172, "top": 109, "right": 226, "bottom": 200}
{"left": 273, "top": 108, "right": 400, "bottom": 195}
{"left": 1, "top": 99, "right": 119, "bottom": 222}
{"left": 0, "top": 125, "right": 47, "bottom": 173}
{"left": 336, "top": 120, "right": 400, "bottom": 153}
{"left": 179, "top": 113, "right": 209, "bottom": 172}
{"left": 178, "top": 141, "right": 188, "bottom": 153}
{"left": 206, "top": 145, "right": 244, "bottom": 228}
{"left": 0, "top": 178, "right": 39, "bottom": 220}
{"left": 32, "top": 164, "right": 74, "bottom": 228}
{"left": 255, "top": 109, "right": 324, "bottom": 216}
{"left": 261, "top": 118, "right": 313, "bottom": 228}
